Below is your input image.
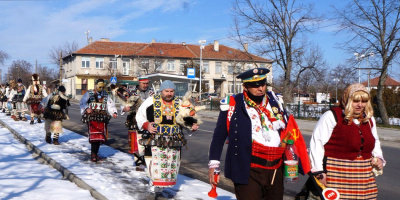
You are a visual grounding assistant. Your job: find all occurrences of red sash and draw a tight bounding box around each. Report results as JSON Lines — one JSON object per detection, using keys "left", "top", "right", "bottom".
{"left": 251, "top": 140, "right": 284, "bottom": 169}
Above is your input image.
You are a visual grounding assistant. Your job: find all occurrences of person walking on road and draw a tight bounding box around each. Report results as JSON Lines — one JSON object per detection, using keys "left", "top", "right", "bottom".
{"left": 23, "top": 74, "right": 48, "bottom": 125}
{"left": 310, "top": 83, "right": 385, "bottom": 199}
{"left": 41, "top": 85, "right": 70, "bottom": 145}
{"left": 80, "top": 79, "right": 118, "bottom": 162}
{"left": 208, "top": 68, "right": 289, "bottom": 200}
{"left": 136, "top": 80, "right": 199, "bottom": 190}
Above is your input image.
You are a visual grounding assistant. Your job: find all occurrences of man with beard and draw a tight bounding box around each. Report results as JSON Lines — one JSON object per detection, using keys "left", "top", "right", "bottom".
{"left": 208, "top": 68, "right": 289, "bottom": 200}
{"left": 80, "top": 79, "right": 118, "bottom": 162}
{"left": 136, "top": 80, "right": 199, "bottom": 191}
{"left": 23, "top": 74, "right": 48, "bottom": 125}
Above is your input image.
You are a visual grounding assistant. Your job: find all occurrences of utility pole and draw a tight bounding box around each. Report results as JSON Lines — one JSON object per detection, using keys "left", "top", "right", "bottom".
{"left": 35, "top": 59, "right": 37, "bottom": 73}
{"left": 59, "top": 51, "right": 62, "bottom": 86}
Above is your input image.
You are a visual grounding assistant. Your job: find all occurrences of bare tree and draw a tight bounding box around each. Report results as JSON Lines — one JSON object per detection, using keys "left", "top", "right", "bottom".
{"left": 0, "top": 50, "right": 10, "bottom": 66}
{"left": 8, "top": 60, "right": 33, "bottom": 86}
{"left": 232, "top": 0, "right": 323, "bottom": 105}
{"left": 35, "top": 65, "right": 59, "bottom": 87}
{"left": 49, "top": 41, "right": 80, "bottom": 66}
{"left": 333, "top": 0, "right": 400, "bottom": 124}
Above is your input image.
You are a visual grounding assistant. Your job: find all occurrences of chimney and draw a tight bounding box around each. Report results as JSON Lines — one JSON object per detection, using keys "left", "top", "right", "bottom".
{"left": 243, "top": 43, "right": 248, "bottom": 52}
{"left": 151, "top": 39, "right": 156, "bottom": 44}
{"left": 182, "top": 42, "right": 186, "bottom": 46}
{"left": 89, "top": 37, "right": 93, "bottom": 44}
{"left": 100, "top": 38, "right": 110, "bottom": 42}
{"left": 213, "top": 40, "right": 219, "bottom": 52}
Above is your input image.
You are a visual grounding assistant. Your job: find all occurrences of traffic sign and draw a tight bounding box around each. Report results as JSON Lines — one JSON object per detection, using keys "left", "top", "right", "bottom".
{"left": 187, "top": 68, "right": 195, "bottom": 79}
{"left": 110, "top": 77, "right": 117, "bottom": 84}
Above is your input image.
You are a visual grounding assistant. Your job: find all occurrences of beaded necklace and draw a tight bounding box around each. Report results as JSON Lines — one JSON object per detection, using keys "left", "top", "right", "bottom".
{"left": 243, "top": 91, "right": 280, "bottom": 131}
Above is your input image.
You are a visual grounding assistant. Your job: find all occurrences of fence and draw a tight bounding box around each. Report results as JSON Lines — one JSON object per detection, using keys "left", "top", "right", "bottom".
{"left": 199, "top": 99, "right": 400, "bottom": 126}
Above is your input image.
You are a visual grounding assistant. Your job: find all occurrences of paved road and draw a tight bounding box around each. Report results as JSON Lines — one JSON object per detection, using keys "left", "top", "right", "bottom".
{"left": 64, "top": 101, "right": 400, "bottom": 199}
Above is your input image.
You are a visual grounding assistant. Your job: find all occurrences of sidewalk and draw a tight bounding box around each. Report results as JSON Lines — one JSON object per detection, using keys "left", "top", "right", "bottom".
{"left": 0, "top": 113, "right": 236, "bottom": 200}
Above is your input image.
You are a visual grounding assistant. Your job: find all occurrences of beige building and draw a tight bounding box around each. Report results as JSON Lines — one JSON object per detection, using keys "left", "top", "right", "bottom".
{"left": 62, "top": 39, "right": 273, "bottom": 99}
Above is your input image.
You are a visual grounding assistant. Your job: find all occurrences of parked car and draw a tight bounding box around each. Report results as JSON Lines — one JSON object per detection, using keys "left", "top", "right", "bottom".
{"left": 201, "top": 93, "right": 218, "bottom": 100}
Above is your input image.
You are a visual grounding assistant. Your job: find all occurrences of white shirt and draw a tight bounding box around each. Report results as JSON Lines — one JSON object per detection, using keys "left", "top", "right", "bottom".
{"left": 246, "top": 100, "right": 281, "bottom": 147}
{"left": 309, "top": 111, "right": 385, "bottom": 172}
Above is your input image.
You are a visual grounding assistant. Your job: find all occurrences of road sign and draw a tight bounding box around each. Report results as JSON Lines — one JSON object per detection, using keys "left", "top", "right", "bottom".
{"left": 110, "top": 77, "right": 117, "bottom": 84}
{"left": 187, "top": 68, "right": 195, "bottom": 79}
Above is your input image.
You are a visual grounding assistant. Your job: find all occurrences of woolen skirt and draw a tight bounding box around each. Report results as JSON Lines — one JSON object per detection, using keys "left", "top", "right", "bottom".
{"left": 326, "top": 156, "right": 378, "bottom": 199}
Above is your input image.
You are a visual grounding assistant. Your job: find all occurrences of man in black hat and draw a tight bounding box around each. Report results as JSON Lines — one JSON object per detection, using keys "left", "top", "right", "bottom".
{"left": 208, "top": 68, "right": 289, "bottom": 200}
{"left": 41, "top": 85, "right": 70, "bottom": 145}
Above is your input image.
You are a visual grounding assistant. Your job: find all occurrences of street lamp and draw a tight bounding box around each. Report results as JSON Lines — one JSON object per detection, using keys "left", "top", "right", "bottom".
{"left": 198, "top": 40, "right": 206, "bottom": 101}
{"left": 333, "top": 78, "right": 340, "bottom": 103}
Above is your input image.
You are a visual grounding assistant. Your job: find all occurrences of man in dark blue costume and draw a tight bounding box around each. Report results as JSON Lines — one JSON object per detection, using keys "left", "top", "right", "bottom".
{"left": 208, "top": 68, "right": 288, "bottom": 200}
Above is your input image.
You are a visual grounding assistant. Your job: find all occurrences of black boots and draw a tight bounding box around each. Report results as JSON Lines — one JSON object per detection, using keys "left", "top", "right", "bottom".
{"left": 37, "top": 118, "right": 42, "bottom": 123}
{"left": 53, "top": 139, "right": 60, "bottom": 145}
{"left": 30, "top": 120, "right": 34, "bottom": 125}
{"left": 45, "top": 135, "right": 51, "bottom": 144}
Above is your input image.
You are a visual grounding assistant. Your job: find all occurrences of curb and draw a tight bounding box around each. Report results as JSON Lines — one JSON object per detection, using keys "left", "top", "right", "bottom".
{"left": 0, "top": 119, "right": 108, "bottom": 200}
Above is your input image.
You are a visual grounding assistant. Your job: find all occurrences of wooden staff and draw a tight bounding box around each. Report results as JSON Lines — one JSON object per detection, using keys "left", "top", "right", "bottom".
{"left": 271, "top": 131, "right": 292, "bottom": 185}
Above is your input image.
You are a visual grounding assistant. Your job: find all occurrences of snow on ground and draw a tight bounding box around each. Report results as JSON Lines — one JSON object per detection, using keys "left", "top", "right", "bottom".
{"left": 0, "top": 113, "right": 236, "bottom": 200}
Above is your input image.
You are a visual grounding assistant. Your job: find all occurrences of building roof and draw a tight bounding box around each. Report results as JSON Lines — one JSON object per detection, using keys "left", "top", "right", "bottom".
{"left": 70, "top": 40, "right": 272, "bottom": 63}
{"left": 361, "top": 76, "right": 400, "bottom": 87}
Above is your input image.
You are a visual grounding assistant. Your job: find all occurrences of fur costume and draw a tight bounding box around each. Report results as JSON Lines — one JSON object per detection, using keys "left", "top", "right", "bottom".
{"left": 175, "top": 91, "right": 205, "bottom": 130}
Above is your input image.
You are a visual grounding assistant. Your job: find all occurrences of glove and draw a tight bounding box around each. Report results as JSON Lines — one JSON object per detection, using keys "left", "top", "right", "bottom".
{"left": 272, "top": 120, "right": 285, "bottom": 131}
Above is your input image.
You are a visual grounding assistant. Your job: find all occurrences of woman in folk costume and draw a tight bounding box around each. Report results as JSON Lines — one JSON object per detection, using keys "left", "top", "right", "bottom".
{"left": 80, "top": 79, "right": 117, "bottom": 162}
{"left": 23, "top": 74, "right": 48, "bottom": 125}
{"left": 41, "top": 85, "right": 70, "bottom": 145}
{"left": 136, "top": 80, "right": 199, "bottom": 189}
{"left": 10, "top": 78, "right": 28, "bottom": 121}
{"left": 310, "top": 83, "right": 385, "bottom": 199}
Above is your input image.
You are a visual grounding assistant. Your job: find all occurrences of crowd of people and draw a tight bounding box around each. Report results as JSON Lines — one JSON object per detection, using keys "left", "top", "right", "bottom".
{"left": 0, "top": 70, "right": 386, "bottom": 199}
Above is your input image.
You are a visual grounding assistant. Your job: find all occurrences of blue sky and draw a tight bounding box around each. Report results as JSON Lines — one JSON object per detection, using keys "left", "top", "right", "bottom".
{"left": 0, "top": 0, "right": 395, "bottom": 82}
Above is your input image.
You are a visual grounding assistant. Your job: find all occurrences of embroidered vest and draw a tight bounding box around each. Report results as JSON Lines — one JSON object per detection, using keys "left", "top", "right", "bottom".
{"left": 324, "top": 107, "right": 375, "bottom": 160}
{"left": 87, "top": 90, "right": 108, "bottom": 111}
{"left": 152, "top": 94, "right": 180, "bottom": 136}
{"left": 28, "top": 85, "right": 44, "bottom": 101}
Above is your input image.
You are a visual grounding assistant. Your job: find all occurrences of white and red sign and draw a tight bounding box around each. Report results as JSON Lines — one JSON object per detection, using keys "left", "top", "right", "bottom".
{"left": 322, "top": 188, "right": 340, "bottom": 200}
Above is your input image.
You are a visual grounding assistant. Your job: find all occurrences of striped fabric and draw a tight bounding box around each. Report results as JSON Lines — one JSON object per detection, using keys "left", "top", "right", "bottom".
{"left": 250, "top": 140, "right": 285, "bottom": 169}
{"left": 326, "top": 156, "right": 378, "bottom": 199}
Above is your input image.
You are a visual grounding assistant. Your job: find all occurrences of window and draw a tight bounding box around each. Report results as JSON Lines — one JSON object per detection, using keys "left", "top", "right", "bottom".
{"left": 180, "top": 60, "right": 187, "bottom": 71}
{"left": 228, "top": 63, "right": 233, "bottom": 74}
{"left": 228, "top": 82, "right": 243, "bottom": 94}
{"left": 259, "top": 63, "right": 266, "bottom": 68}
{"left": 95, "top": 58, "right": 104, "bottom": 69}
{"left": 82, "top": 57, "right": 90, "bottom": 68}
{"left": 122, "top": 59, "right": 130, "bottom": 75}
{"left": 203, "top": 61, "right": 209, "bottom": 73}
{"left": 247, "top": 63, "right": 253, "bottom": 70}
{"left": 141, "top": 59, "right": 149, "bottom": 71}
{"left": 110, "top": 58, "right": 117, "bottom": 70}
{"left": 167, "top": 60, "right": 175, "bottom": 71}
{"left": 154, "top": 59, "right": 162, "bottom": 72}
{"left": 215, "top": 62, "right": 222, "bottom": 73}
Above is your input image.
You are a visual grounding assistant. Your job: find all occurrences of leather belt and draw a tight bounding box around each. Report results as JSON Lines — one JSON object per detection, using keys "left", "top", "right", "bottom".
{"left": 251, "top": 155, "right": 281, "bottom": 167}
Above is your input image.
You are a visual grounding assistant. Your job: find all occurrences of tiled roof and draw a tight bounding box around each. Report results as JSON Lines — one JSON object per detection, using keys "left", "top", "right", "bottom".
{"left": 361, "top": 76, "right": 400, "bottom": 87}
{"left": 71, "top": 41, "right": 271, "bottom": 63}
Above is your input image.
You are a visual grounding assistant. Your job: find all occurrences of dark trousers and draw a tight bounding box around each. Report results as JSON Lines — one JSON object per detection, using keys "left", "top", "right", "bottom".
{"left": 234, "top": 166, "right": 283, "bottom": 200}
{"left": 91, "top": 142, "right": 101, "bottom": 155}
